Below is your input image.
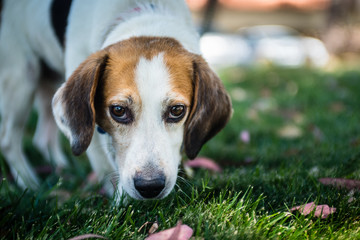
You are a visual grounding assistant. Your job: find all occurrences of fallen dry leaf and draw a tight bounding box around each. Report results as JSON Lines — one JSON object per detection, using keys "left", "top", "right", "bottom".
{"left": 148, "top": 221, "right": 159, "bottom": 234}
{"left": 329, "top": 102, "right": 345, "bottom": 113}
{"left": 277, "top": 124, "right": 302, "bottom": 139}
{"left": 145, "top": 222, "right": 193, "bottom": 240}
{"left": 239, "top": 130, "right": 250, "bottom": 144}
{"left": 309, "top": 125, "right": 325, "bottom": 142}
{"left": 184, "top": 157, "right": 222, "bottom": 173}
{"left": 290, "top": 202, "right": 336, "bottom": 219}
{"left": 319, "top": 178, "right": 360, "bottom": 191}
{"left": 68, "top": 234, "right": 107, "bottom": 240}
{"left": 277, "top": 109, "right": 303, "bottom": 123}
{"left": 230, "top": 87, "right": 247, "bottom": 102}
{"left": 246, "top": 108, "right": 259, "bottom": 121}
{"left": 350, "top": 138, "right": 360, "bottom": 147}
{"left": 138, "top": 221, "right": 159, "bottom": 234}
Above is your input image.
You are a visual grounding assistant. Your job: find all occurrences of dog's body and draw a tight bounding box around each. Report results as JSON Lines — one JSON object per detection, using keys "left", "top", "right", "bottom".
{"left": 0, "top": 0, "right": 232, "bottom": 201}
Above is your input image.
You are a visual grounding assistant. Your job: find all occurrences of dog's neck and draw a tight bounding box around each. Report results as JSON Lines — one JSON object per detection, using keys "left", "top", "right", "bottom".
{"left": 100, "top": 3, "right": 201, "bottom": 54}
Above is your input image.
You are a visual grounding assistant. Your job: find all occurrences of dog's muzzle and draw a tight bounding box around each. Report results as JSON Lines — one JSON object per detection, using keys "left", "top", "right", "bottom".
{"left": 134, "top": 171, "right": 166, "bottom": 199}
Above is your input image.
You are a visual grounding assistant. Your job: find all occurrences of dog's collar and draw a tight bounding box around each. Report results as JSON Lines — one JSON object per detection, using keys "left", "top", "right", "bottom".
{"left": 97, "top": 126, "right": 107, "bottom": 134}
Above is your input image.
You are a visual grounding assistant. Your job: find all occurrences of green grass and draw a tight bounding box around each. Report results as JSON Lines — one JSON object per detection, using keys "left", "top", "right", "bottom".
{"left": 1, "top": 64, "right": 360, "bottom": 239}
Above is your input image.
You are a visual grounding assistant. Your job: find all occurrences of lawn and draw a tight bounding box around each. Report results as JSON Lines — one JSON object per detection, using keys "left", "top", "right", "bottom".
{"left": 1, "top": 64, "right": 360, "bottom": 239}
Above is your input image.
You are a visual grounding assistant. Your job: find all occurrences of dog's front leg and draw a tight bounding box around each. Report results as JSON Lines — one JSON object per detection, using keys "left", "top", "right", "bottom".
{"left": 86, "top": 131, "right": 117, "bottom": 196}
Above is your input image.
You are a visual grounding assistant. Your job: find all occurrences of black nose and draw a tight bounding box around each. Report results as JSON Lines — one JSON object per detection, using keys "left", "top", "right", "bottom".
{"left": 134, "top": 174, "right": 166, "bottom": 199}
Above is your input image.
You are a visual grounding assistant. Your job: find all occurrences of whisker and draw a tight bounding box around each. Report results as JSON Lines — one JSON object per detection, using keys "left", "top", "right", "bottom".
{"left": 104, "top": 171, "right": 119, "bottom": 184}
{"left": 177, "top": 176, "right": 192, "bottom": 189}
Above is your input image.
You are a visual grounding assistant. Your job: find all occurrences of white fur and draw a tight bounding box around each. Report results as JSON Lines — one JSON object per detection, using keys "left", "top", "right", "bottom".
{"left": 115, "top": 53, "right": 185, "bottom": 199}
{"left": 101, "top": 8, "right": 200, "bottom": 54}
{"left": 65, "top": 0, "right": 200, "bottom": 78}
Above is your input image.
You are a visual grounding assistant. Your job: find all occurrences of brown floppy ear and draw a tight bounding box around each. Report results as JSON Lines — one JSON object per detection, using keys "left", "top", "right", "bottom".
{"left": 184, "top": 56, "right": 232, "bottom": 159}
{"left": 52, "top": 50, "right": 108, "bottom": 155}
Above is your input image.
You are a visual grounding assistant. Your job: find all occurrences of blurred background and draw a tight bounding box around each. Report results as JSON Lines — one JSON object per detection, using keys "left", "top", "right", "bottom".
{"left": 179, "top": 0, "right": 360, "bottom": 166}
{"left": 186, "top": 0, "right": 360, "bottom": 69}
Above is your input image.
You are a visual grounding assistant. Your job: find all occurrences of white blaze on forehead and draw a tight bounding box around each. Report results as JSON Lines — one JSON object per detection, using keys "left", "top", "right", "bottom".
{"left": 118, "top": 52, "right": 185, "bottom": 199}
{"left": 135, "top": 53, "right": 171, "bottom": 120}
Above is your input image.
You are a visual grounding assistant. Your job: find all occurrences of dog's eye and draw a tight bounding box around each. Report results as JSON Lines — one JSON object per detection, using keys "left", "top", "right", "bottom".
{"left": 167, "top": 105, "right": 186, "bottom": 123}
{"left": 110, "top": 105, "right": 132, "bottom": 124}
{"left": 170, "top": 105, "right": 185, "bottom": 117}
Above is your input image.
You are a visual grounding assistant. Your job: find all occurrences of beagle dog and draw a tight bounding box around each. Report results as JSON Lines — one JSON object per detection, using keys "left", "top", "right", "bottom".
{"left": 0, "top": 0, "right": 232, "bottom": 201}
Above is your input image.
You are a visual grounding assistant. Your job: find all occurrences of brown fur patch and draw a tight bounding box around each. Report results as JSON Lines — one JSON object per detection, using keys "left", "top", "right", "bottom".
{"left": 164, "top": 51, "right": 194, "bottom": 105}
{"left": 95, "top": 37, "right": 195, "bottom": 130}
{"left": 95, "top": 43, "right": 141, "bottom": 133}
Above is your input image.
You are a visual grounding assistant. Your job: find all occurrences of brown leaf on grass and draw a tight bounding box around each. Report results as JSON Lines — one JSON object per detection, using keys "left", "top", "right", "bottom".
{"left": 239, "top": 130, "right": 250, "bottom": 144}
{"left": 184, "top": 157, "right": 222, "bottom": 173}
{"left": 277, "top": 109, "right": 303, "bottom": 123}
{"left": 68, "top": 234, "right": 107, "bottom": 240}
{"left": 138, "top": 221, "right": 159, "bottom": 234}
{"left": 350, "top": 138, "right": 360, "bottom": 147}
{"left": 148, "top": 221, "right": 159, "bottom": 234}
{"left": 230, "top": 87, "right": 247, "bottom": 102}
{"left": 308, "top": 125, "right": 325, "bottom": 142}
{"left": 319, "top": 178, "right": 360, "bottom": 191}
{"left": 329, "top": 102, "right": 345, "bottom": 113}
{"left": 283, "top": 148, "right": 301, "bottom": 157}
{"left": 277, "top": 124, "right": 302, "bottom": 139}
{"left": 145, "top": 221, "right": 193, "bottom": 240}
{"left": 290, "top": 202, "right": 336, "bottom": 219}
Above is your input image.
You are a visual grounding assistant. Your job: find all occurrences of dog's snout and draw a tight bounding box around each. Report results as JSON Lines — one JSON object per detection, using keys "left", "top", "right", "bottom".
{"left": 134, "top": 173, "right": 165, "bottom": 199}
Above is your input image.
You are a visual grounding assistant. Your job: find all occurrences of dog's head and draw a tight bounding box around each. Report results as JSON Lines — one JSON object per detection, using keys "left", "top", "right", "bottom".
{"left": 52, "top": 37, "right": 232, "bottom": 200}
